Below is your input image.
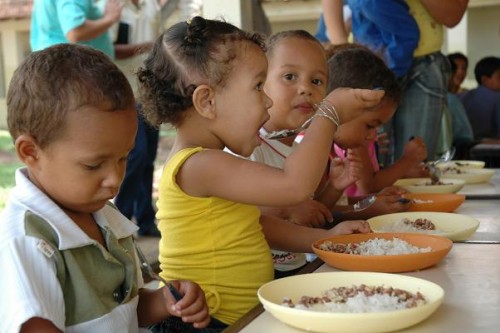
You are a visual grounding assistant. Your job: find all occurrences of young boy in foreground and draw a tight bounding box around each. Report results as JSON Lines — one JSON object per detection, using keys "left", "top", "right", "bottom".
{"left": 0, "top": 44, "right": 209, "bottom": 333}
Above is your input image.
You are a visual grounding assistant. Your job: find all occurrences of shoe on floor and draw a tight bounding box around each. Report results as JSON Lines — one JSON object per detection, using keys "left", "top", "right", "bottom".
{"left": 137, "top": 225, "right": 161, "bottom": 237}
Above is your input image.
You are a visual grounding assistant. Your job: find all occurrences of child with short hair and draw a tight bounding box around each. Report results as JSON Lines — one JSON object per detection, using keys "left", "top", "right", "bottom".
{"left": 0, "top": 44, "right": 209, "bottom": 333}
{"left": 326, "top": 44, "right": 427, "bottom": 215}
{"left": 137, "top": 16, "right": 383, "bottom": 330}
{"left": 459, "top": 56, "right": 500, "bottom": 140}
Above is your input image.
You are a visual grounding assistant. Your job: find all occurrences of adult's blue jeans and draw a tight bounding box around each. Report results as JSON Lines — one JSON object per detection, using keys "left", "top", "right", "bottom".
{"left": 115, "top": 108, "right": 159, "bottom": 233}
{"left": 383, "top": 51, "right": 451, "bottom": 163}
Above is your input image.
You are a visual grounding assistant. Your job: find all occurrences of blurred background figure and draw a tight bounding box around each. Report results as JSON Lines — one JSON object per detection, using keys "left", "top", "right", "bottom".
{"left": 446, "top": 52, "right": 475, "bottom": 159}
{"left": 448, "top": 52, "right": 469, "bottom": 94}
{"left": 30, "top": 0, "right": 122, "bottom": 56}
{"left": 459, "top": 56, "right": 500, "bottom": 141}
{"left": 320, "top": 0, "right": 468, "bottom": 163}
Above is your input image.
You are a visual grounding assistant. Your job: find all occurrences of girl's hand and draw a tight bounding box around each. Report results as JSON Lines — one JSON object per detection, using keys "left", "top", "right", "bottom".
{"left": 402, "top": 137, "right": 427, "bottom": 164}
{"left": 328, "top": 153, "right": 361, "bottom": 191}
{"left": 164, "top": 280, "right": 210, "bottom": 329}
{"left": 328, "top": 220, "right": 372, "bottom": 235}
{"left": 324, "top": 88, "right": 385, "bottom": 124}
{"left": 377, "top": 186, "right": 407, "bottom": 196}
{"left": 286, "top": 199, "right": 333, "bottom": 227}
{"left": 404, "top": 162, "right": 430, "bottom": 178}
{"left": 367, "top": 189, "right": 411, "bottom": 216}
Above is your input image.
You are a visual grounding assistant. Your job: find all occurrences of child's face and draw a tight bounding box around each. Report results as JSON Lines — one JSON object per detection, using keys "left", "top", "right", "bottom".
{"left": 263, "top": 37, "right": 327, "bottom": 134}
{"left": 333, "top": 98, "right": 396, "bottom": 149}
{"left": 214, "top": 42, "right": 272, "bottom": 157}
{"left": 27, "top": 104, "right": 137, "bottom": 215}
{"left": 451, "top": 58, "right": 467, "bottom": 86}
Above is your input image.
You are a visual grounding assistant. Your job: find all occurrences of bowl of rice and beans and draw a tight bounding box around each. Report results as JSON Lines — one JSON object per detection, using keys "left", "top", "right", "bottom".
{"left": 312, "top": 233, "right": 452, "bottom": 273}
{"left": 394, "top": 178, "right": 465, "bottom": 193}
{"left": 368, "top": 212, "right": 480, "bottom": 242}
{"left": 258, "top": 271, "right": 444, "bottom": 333}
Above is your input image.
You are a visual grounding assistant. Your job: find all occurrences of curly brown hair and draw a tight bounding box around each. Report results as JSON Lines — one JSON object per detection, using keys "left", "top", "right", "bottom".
{"left": 7, "top": 44, "right": 135, "bottom": 148}
{"left": 326, "top": 43, "right": 402, "bottom": 105}
{"left": 136, "top": 16, "right": 266, "bottom": 128}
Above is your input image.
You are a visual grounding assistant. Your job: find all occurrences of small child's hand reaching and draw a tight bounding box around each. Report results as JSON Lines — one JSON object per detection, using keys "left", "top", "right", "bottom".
{"left": 367, "top": 186, "right": 411, "bottom": 216}
{"left": 164, "top": 280, "right": 210, "bottom": 329}
{"left": 328, "top": 152, "right": 361, "bottom": 191}
{"left": 402, "top": 137, "right": 427, "bottom": 165}
{"left": 328, "top": 220, "right": 372, "bottom": 235}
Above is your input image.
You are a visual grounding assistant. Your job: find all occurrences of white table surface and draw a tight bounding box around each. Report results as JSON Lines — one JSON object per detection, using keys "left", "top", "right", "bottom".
{"left": 458, "top": 168, "right": 500, "bottom": 198}
{"left": 237, "top": 244, "right": 500, "bottom": 333}
{"left": 229, "top": 176, "right": 500, "bottom": 333}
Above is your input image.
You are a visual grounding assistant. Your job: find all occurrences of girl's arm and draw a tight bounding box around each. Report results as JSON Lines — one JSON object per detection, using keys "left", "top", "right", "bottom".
{"left": 321, "top": 0, "right": 348, "bottom": 44}
{"left": 260, "top": 214, "right": 371, "bottom": 253}
{"left": 137, "top": 282, "right": 209, "bottom": 328}
{"left": 353, "top": 138, "right": 427, "bottom": 194}
{"left": 419, "top": 0, "right": 469, "bottom": 27}
{"left": 65, "top": 0, "right": 122, "bottom": 43}
{"left": 179, "top": 88, "right": 384, "bottom": 207}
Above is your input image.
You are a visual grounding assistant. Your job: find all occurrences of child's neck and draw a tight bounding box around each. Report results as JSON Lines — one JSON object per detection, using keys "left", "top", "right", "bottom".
{"left": 64, "top": 209, "right": 106, "bottom": 248}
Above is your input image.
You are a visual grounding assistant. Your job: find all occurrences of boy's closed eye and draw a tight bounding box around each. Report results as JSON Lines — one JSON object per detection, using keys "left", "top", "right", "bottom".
{"left": 83, "top": 154, "right": 130, "bottom": 171}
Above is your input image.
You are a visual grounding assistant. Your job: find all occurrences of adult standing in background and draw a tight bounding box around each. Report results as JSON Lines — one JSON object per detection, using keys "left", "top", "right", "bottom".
{"left": 322, "top": 0, "right": 468, "bottom": 161}
{"left": 112, "top": 0, "right": 168, "bottom": 237}
{"left": 30, "top": 0, "right": 122, "bottom": 58}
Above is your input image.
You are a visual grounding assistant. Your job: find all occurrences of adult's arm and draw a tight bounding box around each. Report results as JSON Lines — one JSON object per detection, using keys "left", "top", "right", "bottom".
{"left": 321, "top": 0, "right": 348, "bottom": 44}
{"left": 65, "top": 0, "right": 122, "bottom": 43}
{"left": 419, "top": 0, "right": 469, "bottom": 27}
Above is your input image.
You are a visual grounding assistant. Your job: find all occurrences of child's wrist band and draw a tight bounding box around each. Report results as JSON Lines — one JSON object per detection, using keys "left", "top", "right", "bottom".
{"left": 313, "top": 110, "right": 340, "bottom": 127}
{"left": 315, "top": 99, "right": 340, "bottom": 126}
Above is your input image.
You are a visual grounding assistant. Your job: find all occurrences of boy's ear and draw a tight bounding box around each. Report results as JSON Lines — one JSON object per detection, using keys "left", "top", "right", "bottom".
{"left": 15, "top": 134, "right": 41, "bottom": 166}
{"left": 192, "top": 84, "right": 216, "bottom": 119}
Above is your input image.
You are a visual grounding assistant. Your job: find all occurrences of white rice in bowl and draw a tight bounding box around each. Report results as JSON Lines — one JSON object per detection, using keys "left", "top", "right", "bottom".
{"left": 318, "top": 237, "right": 432, "bottom": 255}
{"left": 282, "top": 284, "right": 426, "bottom": 313}
{"left": 380, "top": 218, "right": 444, "bottom": 235}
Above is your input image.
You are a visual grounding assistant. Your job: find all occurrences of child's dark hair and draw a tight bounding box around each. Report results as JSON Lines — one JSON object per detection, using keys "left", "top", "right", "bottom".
{"left": 7, "top": 44, "right": 134, "bottom": 148}
{"left": 266, "top": 29, "right": 325, "bottom": 58}
{"left": 137, "top": 16, "right": 266, "bottom": 127}
{"left": 447, "top": 52, "right": 468, "bottom": 73}
{"left": 474, "top": 56, "right": 500, "bottom": 85}
{"left": 326, "top": 43, "right": 402, "bottom": 105}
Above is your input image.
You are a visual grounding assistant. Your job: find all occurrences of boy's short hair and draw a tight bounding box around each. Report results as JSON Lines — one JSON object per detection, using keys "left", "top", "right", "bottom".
{"left": 474, "top": 56, "right": 500, "bottom": 86}
{"left": 7, "top": 44, "right": 135, "bottom": 148}
{"left": 327, "top": 43, "right": 402, "bottom": 105}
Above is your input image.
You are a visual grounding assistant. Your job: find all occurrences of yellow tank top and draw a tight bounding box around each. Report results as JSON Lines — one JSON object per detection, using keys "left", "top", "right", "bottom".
{"left": 406, "top": 0, "right": 443, "bottom": 57}
{"left": 156, "top": 147, "right": 274, "bottom": 325}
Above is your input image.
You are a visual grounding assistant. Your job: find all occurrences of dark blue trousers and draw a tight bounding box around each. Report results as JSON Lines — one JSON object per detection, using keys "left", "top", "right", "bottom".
{"left": 115, "top": 109, "right": 159, "bottom": 234}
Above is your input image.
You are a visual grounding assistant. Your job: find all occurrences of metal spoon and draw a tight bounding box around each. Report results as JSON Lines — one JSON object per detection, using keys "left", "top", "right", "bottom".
{"left": 426, "top": 147, "right": 456, "bottom": 184}
{"left": 331, "top": 195, "right": 377, "bottom": 221}
{"left": 135, "top": 244, "right": 182, "bottom": 301}
{"left": 264, "top": 116, "right": 314, "bottom": 140}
